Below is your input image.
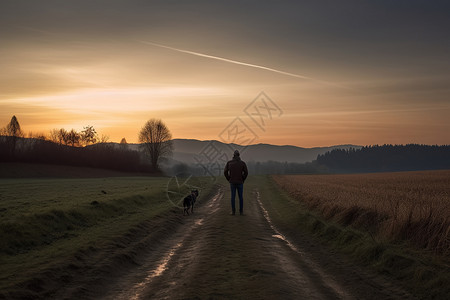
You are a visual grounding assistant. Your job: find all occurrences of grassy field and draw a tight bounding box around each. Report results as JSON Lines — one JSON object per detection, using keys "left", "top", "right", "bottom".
{"left": 265, "top": 171, "right": 449, "bottom": 299}
{"left": 0, "top": 175, "right": 216, "bottom": 297}
{"left": 272, "top": 170, "right": 450, "bottom": 255}
{"left": 1, "top": 172, "right": 448, "bottom": 299}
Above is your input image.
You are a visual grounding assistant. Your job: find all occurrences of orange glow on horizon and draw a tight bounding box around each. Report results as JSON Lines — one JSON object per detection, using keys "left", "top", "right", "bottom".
{"left": 1, "top": 3, "right": 449, "bottom": 148}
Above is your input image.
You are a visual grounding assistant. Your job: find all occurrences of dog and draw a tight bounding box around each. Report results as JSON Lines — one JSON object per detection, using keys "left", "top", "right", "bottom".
{"left": 183, "top": 189, "right": 199, "bottom": 216}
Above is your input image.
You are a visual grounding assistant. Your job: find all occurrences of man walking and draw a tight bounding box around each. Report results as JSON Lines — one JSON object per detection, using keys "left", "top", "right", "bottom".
{"left": 224, "top": 150, "right": 248, "bottom": 215}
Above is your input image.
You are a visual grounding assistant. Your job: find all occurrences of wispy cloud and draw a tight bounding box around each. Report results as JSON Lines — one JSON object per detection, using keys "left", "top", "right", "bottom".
{"left": 139, "top": 40, "right": 346, "bottom": 88}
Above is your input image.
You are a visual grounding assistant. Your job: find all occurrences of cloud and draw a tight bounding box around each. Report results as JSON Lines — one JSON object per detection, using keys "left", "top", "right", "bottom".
{"left": 139, "top": 40, "right": 313, "bottom": 80}
{"left": 138, "top": 40, "right": 348, "bottom": 89}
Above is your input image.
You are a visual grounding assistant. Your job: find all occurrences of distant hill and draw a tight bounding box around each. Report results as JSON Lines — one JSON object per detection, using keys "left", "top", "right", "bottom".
{"left": 4, "top": 137, "right": 447, "bottom": 175}
{"left": 125, "top": 139, "right": 361, "bottom": 164}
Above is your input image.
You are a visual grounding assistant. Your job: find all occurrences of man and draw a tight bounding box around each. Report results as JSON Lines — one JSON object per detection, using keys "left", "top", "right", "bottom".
{"left": 224, "top": 150, "right": 248, "bottom": 215}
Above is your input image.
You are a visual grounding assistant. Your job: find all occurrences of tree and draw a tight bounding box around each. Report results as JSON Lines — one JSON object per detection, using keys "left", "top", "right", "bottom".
{"left": 120, "top": 137, "right": 128, "bottom": 149}
{"left": 58, "top": 128, "right": 69, "bottom": 145}
{"left": 99, "top": 134, "right": 109, "bottom": 143}
{"left": 139, "top": 118, "right": 173, "bottom": 170}
{"left": 6, "top": 115, "right": 22, "bottom": 137}
{"left": 4, "top": 115, "right": 23, "bottom": 156}
{"left": 66, "top": 129, "right": 80, "bottom": 147}
{"left": 81, "top": 125, "right": 98, "bottom": 146}
{"left": 49, "top": 129, "right": 59, "bottom": 144}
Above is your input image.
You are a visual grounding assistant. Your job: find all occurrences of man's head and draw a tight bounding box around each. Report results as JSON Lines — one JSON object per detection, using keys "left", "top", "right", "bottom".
{"left": 233, "top": 150, "right": 240, "bottom": 157}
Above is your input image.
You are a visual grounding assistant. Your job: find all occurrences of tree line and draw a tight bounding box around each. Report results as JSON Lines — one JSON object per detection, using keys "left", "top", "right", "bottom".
{"left": 5, "top": 115, "right": 446, "bottom": 175}
{"left": 0, "top": 116, "right": 109, "bottom": 147}
{"left": 316, "top": 144, "right": 450, "bottom": 173}
{"left": 47, "top": 126, "right": 109, "bottom": 147}
{"left": 168, "top": 144, "right": 450, "bottom": 176}
{"left": 0, "top": 116, "right": 174, "bottom": 173}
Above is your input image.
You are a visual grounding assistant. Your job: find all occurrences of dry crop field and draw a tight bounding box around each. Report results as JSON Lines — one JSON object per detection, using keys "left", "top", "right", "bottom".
{"left": 273, "top": 170, "right": 450, "bottom": 256}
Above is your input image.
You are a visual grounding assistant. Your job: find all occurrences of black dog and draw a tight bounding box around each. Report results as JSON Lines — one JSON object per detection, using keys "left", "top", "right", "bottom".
{"left": 183, "top": 189, "right": 199, "bottom": 215}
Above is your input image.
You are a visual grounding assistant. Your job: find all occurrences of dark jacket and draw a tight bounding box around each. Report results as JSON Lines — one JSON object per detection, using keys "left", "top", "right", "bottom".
{"left": 224, "top": 156, "right": 248, "bottom": 184}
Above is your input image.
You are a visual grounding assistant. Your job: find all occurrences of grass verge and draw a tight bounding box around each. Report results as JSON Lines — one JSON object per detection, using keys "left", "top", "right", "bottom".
{"left": 253, "top": 175, "right": 449, "bottom": 300}
{"left": 0, "top": 176, "right": 216, "bottom": 299}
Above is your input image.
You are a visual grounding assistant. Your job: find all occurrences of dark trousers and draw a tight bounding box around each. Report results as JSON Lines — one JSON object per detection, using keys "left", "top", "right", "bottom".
{"left": 230, "top": 183, "right": 244, "bottom": 213}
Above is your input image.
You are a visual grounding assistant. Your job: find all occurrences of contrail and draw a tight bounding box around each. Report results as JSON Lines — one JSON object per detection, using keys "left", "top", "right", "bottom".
{"left": 139, "top": 40, "right": 339, "bottom": 85}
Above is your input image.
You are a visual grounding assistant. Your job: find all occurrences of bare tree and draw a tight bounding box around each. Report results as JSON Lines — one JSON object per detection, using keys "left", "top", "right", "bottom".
{"left": 81, "top": 125, "right": 98, "bottom": 146}
{"left": 36, "top": 133, "right": 47, "bottom": 140}
{"left": 58, "top": 128, "right": 69, "bottom": 145}
{"left": 99, "top": 134, "right": 109, "bottom": 143}
{"left": 49, "top": 129, "right": 59, "bottom": 144}
{"left": 139, "top": 119, "right": 173, "bottom": 170}
{"left": 66, "top": 129, "right": 80, "bottom": 147}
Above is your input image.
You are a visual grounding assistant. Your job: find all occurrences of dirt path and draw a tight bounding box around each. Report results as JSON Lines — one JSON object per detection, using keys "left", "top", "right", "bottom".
{"left": 98, "top": 185, "right": 414, "bottom": 300}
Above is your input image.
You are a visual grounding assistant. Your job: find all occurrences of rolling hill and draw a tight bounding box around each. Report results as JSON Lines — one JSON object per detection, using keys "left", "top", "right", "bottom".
{"left": 126, "top": 139, "right": 361, "bottom": 164}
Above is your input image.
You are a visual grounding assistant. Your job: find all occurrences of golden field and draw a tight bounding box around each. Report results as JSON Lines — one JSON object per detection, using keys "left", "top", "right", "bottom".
{"left": 273, "top": 170, "right": 450, "bottom": 256}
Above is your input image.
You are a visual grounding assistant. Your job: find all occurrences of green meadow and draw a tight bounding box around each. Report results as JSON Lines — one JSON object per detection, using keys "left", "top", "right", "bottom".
{"left": 1, "top": 174, "right": 448, "bottom": 299}
{"left": 0, "top": 176, "right": 216, "bottom": 294}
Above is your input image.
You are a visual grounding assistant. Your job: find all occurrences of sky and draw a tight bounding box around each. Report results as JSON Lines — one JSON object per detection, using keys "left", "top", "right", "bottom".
{"left": 1, "top": 0, "right": 449, "bottom": 147}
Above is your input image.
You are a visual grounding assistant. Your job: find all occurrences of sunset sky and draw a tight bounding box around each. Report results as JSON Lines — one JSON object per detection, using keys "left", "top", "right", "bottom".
{"left": 1, "top": 1, "right": 449, "bottom": 147}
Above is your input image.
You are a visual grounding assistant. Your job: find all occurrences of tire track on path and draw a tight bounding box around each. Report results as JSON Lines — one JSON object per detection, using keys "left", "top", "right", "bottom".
{"left": 254, "top": 189, "right": 351, "bottom": 299}
{"left": 100, "top": 188, "right": 223, "bottom": 300}
{"left": 100, "top": 182, "right": 414, "bottom": 299}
